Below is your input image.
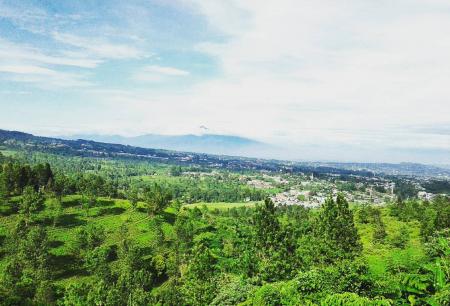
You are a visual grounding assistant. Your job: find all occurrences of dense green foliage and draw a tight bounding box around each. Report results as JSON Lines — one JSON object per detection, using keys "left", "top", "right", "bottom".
{"left": 0, "top": 151, "right": 449, "bottom": 305}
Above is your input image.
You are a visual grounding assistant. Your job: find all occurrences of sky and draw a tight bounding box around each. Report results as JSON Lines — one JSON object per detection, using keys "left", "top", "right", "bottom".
{"left": 0, "top": 0, "right": 449, "bottom": 164}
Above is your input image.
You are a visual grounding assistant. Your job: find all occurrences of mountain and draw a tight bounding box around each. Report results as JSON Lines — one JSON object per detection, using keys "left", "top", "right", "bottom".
{"left": 0, "top": 129, "right": 290, "bottom": 173}
{"left": 2, "top": 128, "right": 450, "bottom": 178}
{"left": 61, "top": 133, "right": 271, "bottom": 157}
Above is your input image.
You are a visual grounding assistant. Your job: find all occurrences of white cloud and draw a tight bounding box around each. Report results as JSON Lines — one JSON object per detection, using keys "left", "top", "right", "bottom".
{"left": 0, "top": 38, "right": 101, "bottom": 68}
{"left": 52, "top": 32, "right": 146, "bottom": 60}
{"left": 0, "top": 39, "right": 94, "bottom": 88}
{"left": 133, "top": 65, "right": 189, "bottom": 82}
{"left": 0, "top": 1, "right": 147, "bottom": 89}
{"left": 0, "top": 64, "right": 55, "bottom": 75}
{"left": 143, "top": 65, "right": 189, "bottom": 76}
{"left": 0, "top": 69, "right": 92, "bottom": 88}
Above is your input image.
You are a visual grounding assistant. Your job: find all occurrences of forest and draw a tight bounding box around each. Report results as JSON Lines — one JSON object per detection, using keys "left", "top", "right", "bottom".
{"left": 0, "top": 150, "right": 449, "bottom": 305}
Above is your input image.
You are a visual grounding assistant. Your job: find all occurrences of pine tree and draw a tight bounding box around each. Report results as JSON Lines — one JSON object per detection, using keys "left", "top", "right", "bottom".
{"left": 252, "top": 198, "right": 299, "bottom": 281}
{"left": 319, "top": 194, "right": 362, "bottom": 259}
{"left": 252, "top": 198, "right": 280, "bottom": 250}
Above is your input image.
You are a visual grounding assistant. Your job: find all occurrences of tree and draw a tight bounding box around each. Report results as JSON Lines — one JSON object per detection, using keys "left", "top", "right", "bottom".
{"left": 170, "top": 166, "right": 182, "bottom": 176}
{"left": 357, "top": 202, "right": 371, "bottom": 224}
{"left": 116, "top": 224, "right": 143, "bottom": 273}
{"left": 181, "top": 237, "right": 218, "bottom": 305}
{"left": 253, "top": 198, "right": 280, "bottom": 250}
{"left": 33, "top": 280, "right": 56, "bottom": 305}
{"left": 372, "top": 209, "right": 387, "bottom": 244}
{"left": 2, "top": 162, "right": 16, "bottom": 195}
{"left": 18, "top": 165, "right": 33, "bottom": 193}
{"left": 321, "top": 292, "right": 392, "bottom": 305}
{"left": 33, "top": 163, "right": 53, "bottom": 190}
{"left": 1, "top": 224, "right": 53, "bottom": 303}
{"left": 72, "top": 224, "right": 106, "bottom": 254}
{"left": 318, "top": 194, "right": 362, "bottom": 260}
{"left": 19, "top": 186, "right": 45, "bottom": 225}
{"left": 421, "top": 207, "right": 438, "bottom": 240}
{"left": 433, "top": 196, "right": 450, "bottom": 231}
{"left": 74, "top": 224, "right": 111, "bottom": 281}
{"left": 144, "top": 184, "right": 172, "bottom": 216}
{"left": 210, "top": 274, "right": 254, "bottom": 306}
{"left": 104, "top": 224, "right": 154, "bottom": 305}
{"left": 252, "top": 198, "right": 299, "bottom": 281}
{"left": 83, "top": 246, "right": 111, "bottom": 280}
{"left": 80, "top": 175, "right": 104, "bottom": 216}
{"left": 390, "top": 224, "right": 409, "bottom": 249}
{"left": 47, "top": 196, "right": 63, "bottom": 227}
{"left": 52, "top": 173, "right": 68, "bottom": 204}
{"left": 19, "top": 226, "right": 52, "bottom": 280}
{"left": 0, "top": 172, "right": 7, "bottom": 205}
{"left": 59, "top": 283, "right": 90, "bottom": 305}
{"left": 125, "top": 186, "right": 139, "bottom": 210}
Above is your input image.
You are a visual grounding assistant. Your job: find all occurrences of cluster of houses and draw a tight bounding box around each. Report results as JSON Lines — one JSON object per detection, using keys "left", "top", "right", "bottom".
{"left": 417, "top": 191, "right": 436, "bottom": 201}
{"left": 270, "top": 189, "right": 324, "bottom": 208}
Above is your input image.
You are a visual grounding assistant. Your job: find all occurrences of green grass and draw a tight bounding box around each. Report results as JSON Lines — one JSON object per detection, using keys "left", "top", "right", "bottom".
{"left": 183, "top": 201, "right": 259, "bottom": 210}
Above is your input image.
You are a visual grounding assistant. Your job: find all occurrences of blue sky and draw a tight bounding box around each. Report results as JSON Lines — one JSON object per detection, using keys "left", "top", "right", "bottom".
{"left": 1, "top": 0, "right": 450, "bottom": 163}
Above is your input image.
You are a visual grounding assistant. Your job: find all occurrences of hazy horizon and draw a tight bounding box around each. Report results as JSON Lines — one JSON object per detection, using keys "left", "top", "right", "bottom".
{"left": 1, "top": 1, "right": 450, "bottom": 164}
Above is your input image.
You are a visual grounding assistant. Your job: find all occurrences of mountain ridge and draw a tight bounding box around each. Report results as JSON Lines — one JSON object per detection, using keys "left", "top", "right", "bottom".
{"left": 60, "top": 133, "right": 269, "bottom": 156}
{"left": 1, "top": 128, "right": 450, "bottom": 177}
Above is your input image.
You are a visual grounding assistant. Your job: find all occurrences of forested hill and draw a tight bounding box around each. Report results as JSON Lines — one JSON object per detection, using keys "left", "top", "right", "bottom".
{"left": 1, "top": 129, "right": 449, "bottom": 178}
{"left": 0, "top": 129, "right": 372, "bottom": 176}
{"left": 0, "top": 129, "right": 292, "bottom": 172}
{"left": 0, "top": 129, "right": 171, "bottom": 157}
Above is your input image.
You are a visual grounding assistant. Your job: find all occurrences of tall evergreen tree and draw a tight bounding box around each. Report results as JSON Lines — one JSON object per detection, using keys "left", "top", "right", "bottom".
{"left": 252, "top": 198, "right": 299, "bottom": 281}
{"left": 253, "top": 198, "right": 280, "bottom": 250}
{"left": 319, "top": 194, "right": 362, "bottom": 259}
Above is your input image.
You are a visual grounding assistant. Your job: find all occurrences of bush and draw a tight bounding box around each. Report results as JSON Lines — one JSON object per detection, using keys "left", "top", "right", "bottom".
{"left": 243, "top": 283, "right": 283, "bottom": 306}
{"left": 321, "top": 292, "right": 392, "bottom": 306}
{"left": 389, "top": 225, "right": 409, "bottom": 249}
{"left": 210, "top": 274, "right": 254, "bottom": 306}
